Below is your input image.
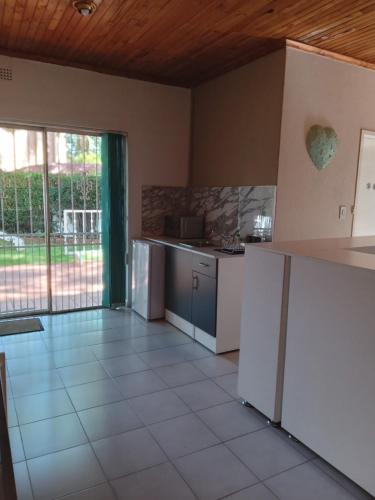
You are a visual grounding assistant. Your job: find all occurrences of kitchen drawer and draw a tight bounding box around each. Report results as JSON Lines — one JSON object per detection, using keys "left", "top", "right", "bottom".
{"left": 192, "top": 254, "right": 217, "bottom": 278}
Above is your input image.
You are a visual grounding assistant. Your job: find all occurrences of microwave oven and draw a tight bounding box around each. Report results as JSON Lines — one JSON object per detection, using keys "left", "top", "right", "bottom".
{"left": 164, "top": 215, "right": 204, "bottom": 239}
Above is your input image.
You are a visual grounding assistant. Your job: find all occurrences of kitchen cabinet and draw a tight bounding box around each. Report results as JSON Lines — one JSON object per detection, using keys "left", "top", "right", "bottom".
{"left": 162, "top": 242, "right": 243, "bottom": 353}
{"left": 238, "top": 246, "right": 289, "bottom": 423}
{"left": 282, "top": 255, "right": 375, "bottom": 496}
{"left": 192, "top": 271, "right": 217, "bottom": 336}
{"left": 238, "top": 237, "right": 375, "bottom": 496}
{"left": 165, "top": 246, "right": 193, "bottom": 322}
{"left": 165, "top": 246, "right": 217, "bottom": 330}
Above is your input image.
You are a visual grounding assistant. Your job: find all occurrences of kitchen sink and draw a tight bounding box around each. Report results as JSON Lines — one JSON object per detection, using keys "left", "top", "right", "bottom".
{"left": 214, "top": 248, "right": 245, "bottom": 255}
{"left": 178, "top": 240, "right": 213, "bottom": 249}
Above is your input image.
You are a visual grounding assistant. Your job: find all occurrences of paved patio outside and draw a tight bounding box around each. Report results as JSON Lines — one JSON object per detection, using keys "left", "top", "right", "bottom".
{"left": 0, "top": 261, "right": 103, "bottom": 315}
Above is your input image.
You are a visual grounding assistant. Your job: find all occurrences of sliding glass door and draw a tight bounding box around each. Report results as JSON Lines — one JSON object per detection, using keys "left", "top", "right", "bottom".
{"left": 47, "top": 131, "right": 103, "bottom": 312}
{"left": 0, "top": 126, "right": 104, "bottom": 317}
{"left": 0, "top": 127, "right": 48, "bottom": 316}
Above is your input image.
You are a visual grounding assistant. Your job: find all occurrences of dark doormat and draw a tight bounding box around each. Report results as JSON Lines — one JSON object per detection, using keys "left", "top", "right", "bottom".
{"left": 0, "top": 318, "right": 44, "bottom": 336}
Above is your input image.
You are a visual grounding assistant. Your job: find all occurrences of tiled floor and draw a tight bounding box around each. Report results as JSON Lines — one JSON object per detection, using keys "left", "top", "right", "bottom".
{"left": 3, "top": 308, "right": 372, "bottom": 500}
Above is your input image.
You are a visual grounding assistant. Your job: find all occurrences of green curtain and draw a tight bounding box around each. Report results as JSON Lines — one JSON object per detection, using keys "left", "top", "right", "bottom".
{"left": 101, "top": 133, "right": 126, "bottom": 307}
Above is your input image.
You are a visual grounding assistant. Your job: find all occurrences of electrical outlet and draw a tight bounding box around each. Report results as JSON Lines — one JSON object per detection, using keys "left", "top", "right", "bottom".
{"left": 339, "top": 205, "right": 347, "bottom": 220}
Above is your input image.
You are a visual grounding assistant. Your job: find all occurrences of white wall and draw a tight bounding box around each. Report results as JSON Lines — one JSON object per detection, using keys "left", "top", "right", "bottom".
{"left": 191, "top": 50, "right": 285, "bottom": 187}
{"left": 0, "top": 55, "right": 191, "bottom": 239}
{"left": 275, "top": 48, "right": 375, "bottom": 241}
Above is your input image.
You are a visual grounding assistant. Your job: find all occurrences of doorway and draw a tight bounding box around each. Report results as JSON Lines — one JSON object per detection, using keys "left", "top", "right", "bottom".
{"left": 353, "top": 130, "right": 375, "bottom": 236}
{"left": 0, "top": 126, "right": 105, "bottom": 317}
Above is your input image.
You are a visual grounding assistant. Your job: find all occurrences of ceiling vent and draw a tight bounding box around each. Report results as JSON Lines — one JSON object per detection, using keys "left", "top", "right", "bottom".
{"left": 0, "top": 68, "right": 12, "bottom": 81}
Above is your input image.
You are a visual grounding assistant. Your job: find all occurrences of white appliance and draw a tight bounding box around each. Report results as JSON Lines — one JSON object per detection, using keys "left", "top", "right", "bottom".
{"left": 131, "top": 240, "right": 165, "bottom": 320}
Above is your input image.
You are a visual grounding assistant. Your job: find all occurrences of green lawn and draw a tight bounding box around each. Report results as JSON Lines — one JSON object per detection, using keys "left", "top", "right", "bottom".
{"left": 0, "top": 243, "right": 102, "bottom": 266}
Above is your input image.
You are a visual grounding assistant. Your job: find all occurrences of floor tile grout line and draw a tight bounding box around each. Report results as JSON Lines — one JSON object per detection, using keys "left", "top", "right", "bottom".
{"left": 96, "top": 352, "right": 149, "bottom": 378}
{"left": 5, "top": 330, "right": 206, "bottom": 373}
{"left": 107, "top": 458, "right": 177, "bottom": 488}
{"left": 53, "top": 481, "right": 115, "bottom": 500}
{"left": 9, "top": 371, "right": 66, "bottom": 399}
{"left": 23, "top": 357, "right": 122, "bottom": 500}
{"left": 19, "top": 415, "right": 89, "bottom": 462}
{"left": 8, "top": 355, "right": 214, "bottom": 399}
{"left": 39, "top": 308, "right": 127, "bottom": 324}
{"left": 24, "top": 458, "right": 37, "bottom": 500}
{"left": 12, "top": 323, "right": 196, "bottom": 354}
{"left": 260, "top": 482, "right": 283, "bottom": 500}
{"left": 258, "top": 456, "right": 314, "bottom": 483}
{"left": 309, "top": 458, "right": 372, "bottom": 500}
{"left": 42, "top": 321, "right": 146, "bottom": 337}
{"left": 146, "top": 416, "right": 221, "bottom": 462}
{"left": 17, "top": 408, "right": 76, "bottom": 427}
{"left": 15, "top": 386, "right": 244, "bottom": 471}
{"left": 217, "top": 480, "right": 282, "bottom": 500}
{"left": 13, "top": 368, "right": 238, "bottom": 464}
{"left": 169, "top": 439, "right": 263, "bottom": 497}
{"left": 12, "top": 386, "right": 74, "bottom": 425}
{"left": 168, "top": 459, "right": 200, "bottom": 499}
{"left": 8, "top": 359, "right": 205, "bottom": 395}
{"left": 220, "top": 424, "right": 313, "bottom": 483}
{"left": 85, "top": 429, "right": 171, "bottom": 493}
{"left": 169, "top": 382, "right": 235, "bottom": 412}
{"left": 12, "top": 363, "right": 236, "bottom": 420}
{"left": 16, "top": 396, "right": 366, "bottom": 498}
{"left": 11, "top": 368, "right": 238, "bottom": 423}
{"left": 8, "top": 310, "right": 368, "bottom": 499}
{"left": 69, "top": 390, "right": 123, "bottom": 500}
{"left": 7, "top": 310, "right": 235, "bottom": 494}
{"left": 42, "top": 336, "right": 194, "bottom": 355}
{"left": 17, "top": 402, "right": 269, "bottom": 467}
{"left": 40, "top": 312, "right": 145, "bottom": 333}
{"left": 193, "top": 404, "right": 268, "bottom": 445}
{"left": 11, "top": 417, "right": 30, "bottom": 495}
{"left": 42, "top": 322, "right": 192, "bottom": 340}
{"left": 258, "top": 453, "right": 369, "bottom": 500}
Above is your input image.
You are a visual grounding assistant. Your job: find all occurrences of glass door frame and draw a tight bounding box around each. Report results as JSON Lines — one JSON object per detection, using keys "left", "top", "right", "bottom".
{"left": 0, "top": 122, "right": 127, "bottom": 318}
{"left": 0, "top": 123, "right": 48, "bottom": 319}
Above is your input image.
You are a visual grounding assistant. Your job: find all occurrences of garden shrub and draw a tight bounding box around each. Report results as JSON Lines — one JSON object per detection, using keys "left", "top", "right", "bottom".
{"left": 0, "top": 171, "right": 101, "bottom": 234}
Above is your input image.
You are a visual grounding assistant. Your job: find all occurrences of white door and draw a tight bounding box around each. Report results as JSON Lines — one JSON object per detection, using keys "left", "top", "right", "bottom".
{"left": 353, "top": 130, "right": 375, "bottom": 236}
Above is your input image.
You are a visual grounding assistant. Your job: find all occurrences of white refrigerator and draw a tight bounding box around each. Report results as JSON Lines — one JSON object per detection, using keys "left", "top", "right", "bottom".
{"left": 131, "top": 240, "right": 165, "bottom": 320}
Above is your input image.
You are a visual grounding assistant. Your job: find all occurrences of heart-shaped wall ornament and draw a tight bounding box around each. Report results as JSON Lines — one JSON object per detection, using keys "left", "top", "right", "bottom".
{"left": 306, "top": 125, "right": 338, "bottom": 171}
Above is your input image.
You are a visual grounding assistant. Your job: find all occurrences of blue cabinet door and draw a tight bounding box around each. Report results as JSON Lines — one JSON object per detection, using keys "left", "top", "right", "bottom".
{"left": 165, "top": 246, "right": 193, "bottom": 322}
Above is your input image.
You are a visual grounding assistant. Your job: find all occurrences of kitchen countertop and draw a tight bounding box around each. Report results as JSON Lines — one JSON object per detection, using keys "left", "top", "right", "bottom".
{"left": 251, "top": 235, "right": 375, "bottom": 271}
{"left": 143, "top": 236, "right": 244, "bottom": 259}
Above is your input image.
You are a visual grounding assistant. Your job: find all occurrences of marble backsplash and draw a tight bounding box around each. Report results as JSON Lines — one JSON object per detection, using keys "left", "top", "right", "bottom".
{"left": 189, "top": 187, "right": 239, "bottom": 241}
{"left": 142, "top": 184, "right": 276, "bottom": 241}
{"left": 142, "top": 186, "right": 190, "bottom": 236}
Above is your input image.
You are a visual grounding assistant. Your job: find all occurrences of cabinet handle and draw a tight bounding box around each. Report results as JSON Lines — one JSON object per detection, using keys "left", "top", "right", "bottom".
{"left": 199, "top": 262, "right": 209, "bottom": 267}
{"left": 192, "top": 275, "right": 199, "bottom": 290}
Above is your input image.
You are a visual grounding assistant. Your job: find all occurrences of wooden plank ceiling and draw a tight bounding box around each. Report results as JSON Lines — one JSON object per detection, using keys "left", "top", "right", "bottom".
{"left": 1, "top": 0, "right": 375, "bottom": 87}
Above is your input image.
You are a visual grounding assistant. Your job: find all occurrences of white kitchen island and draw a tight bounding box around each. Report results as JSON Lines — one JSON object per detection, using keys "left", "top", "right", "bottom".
{"left": 238, "top": 236, "right": 375, "bottom": 497}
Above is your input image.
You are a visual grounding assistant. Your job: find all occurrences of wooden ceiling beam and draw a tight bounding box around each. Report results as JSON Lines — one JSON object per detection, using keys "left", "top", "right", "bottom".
{"left": 286, "top": 38, "right": 375, "bottom": 73}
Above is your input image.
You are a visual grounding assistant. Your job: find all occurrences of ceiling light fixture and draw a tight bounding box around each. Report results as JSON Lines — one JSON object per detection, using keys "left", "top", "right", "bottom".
{"left": 72, "top": 1, "right": 97, "bottom": 16}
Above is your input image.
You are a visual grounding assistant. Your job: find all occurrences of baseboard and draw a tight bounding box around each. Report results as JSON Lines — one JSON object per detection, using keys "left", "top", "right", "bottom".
{"left": 194, "top": 327, "right": 216, "bottom": 353}
{"left": 165, "top": 310, "right": 194, "bottom": 338}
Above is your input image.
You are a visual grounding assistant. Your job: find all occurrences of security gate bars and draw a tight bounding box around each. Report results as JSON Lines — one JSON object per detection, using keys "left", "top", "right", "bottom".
{"left": 0, "top": 126, "right": 103, "bottom": 317}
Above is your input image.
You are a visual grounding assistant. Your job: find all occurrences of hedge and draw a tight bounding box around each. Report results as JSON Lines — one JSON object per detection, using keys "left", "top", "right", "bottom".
{"left": 0, "top": 171, "right": 101, "bottom": 234}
